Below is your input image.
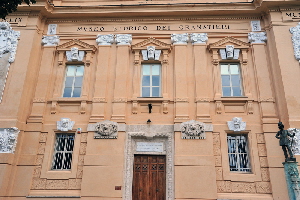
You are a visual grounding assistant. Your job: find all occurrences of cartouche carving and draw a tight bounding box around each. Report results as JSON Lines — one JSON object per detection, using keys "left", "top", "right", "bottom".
{"left": 180, "top": 120, "right": 206, "bottom": 139}
{"left": 57, "top": 118, "right": 75, "bottom": 131}
{"left": 93, "top": 120, "right": 118, "bottom": 139}
{"left": 227, "top": 117, "right": 246, "bottom": 132}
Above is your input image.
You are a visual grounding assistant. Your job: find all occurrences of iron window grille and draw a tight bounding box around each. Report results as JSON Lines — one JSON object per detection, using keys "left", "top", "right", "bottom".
{"left": 63, "top": 65, "right": 84, "bottom": 97}
{"left": 227, "top": 134, "right": 251, "bottom": 172}
{"left": 221, "top": 63, "right": 243, "bottom": 97}
{"left": 52, "top": 133, "right": 75, "bottom": 170}
{"left": 141, "top": 64, "right": 161, "bottom": 97}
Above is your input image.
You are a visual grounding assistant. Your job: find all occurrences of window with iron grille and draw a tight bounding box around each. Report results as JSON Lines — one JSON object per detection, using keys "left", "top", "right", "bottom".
{"left": 52, "top": 133, "right": 75, "bottom": 170}
{"left": 221, "top": 63, "right": 243, "bottom": 97}
{"left": 227, "top": 134, "right": 251, "bottom": 172}
{"left": 63, "top": 65, "right": 84, "bottom": 97}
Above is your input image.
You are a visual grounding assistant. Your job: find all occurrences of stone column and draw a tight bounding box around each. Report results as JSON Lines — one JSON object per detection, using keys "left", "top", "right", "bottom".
{"left": 248, "top": 32, "right": 276, "bottom": 120}
{"left": 191, "top": 33, "right": 211, "bottom": 122}
{"left": 111, "top": 34, "right": 132, "bottom": 122}
{"left": 28, "top": 35, "right": 59, "bottom": 122}
{"left": 171, "top": 33, "right": 189, "bottom": 122}
{"left": 89, "top": 34, "right": 114, "bottom": 122}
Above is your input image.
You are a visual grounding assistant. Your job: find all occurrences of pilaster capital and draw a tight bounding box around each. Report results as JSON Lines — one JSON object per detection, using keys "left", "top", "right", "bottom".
{"left": 42, "top": 35, "right": 60, "bottom": 46}
{"left": 190, "top": 33, "right": 208, "bottom": 44}
{"left": 248, "top": 32, "right": 267, "bottom": 44}
{"left": 116, "top": 34, "right": 132, "bottom": 45}
{"left": 171, "top": 33, "right": 188, "bottom": 44}
{"left": 96, "top": 34, "right": 114, "bottom": 45}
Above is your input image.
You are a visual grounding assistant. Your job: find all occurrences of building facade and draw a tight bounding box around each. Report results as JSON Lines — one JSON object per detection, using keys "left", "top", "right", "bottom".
{"left": 1, "top": 0, "right": 300, "bottom": 199}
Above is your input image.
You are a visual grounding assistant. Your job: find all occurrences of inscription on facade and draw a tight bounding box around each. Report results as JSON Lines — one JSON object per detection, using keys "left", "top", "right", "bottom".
{"left": 282, "top": 12, "right": 300, "bottom": 21}
{"left": 136, "top": 142, "right": 164, "bottom": 152}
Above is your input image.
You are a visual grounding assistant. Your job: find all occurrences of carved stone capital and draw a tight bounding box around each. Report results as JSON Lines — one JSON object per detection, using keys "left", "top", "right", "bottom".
{"left": 42, "top": 35, "right": 60, "bottom": 46}
{"left": 190, "top": 33, "right": 208, "bottom": 44}
{"left": 66, "top": 47, "right": 85, "bottom": 62}
{"left": 290, "top": 23, "right": 300, "bottom": 62}
{"left": 116, "top": 34, "right": 132, "bottom": 45}
{"left": 0, "top": 127, "right": 19, "bottom": 153}
{"left": 57, "top": 118, "right": 75, "bottom": 131}
{"left": 0, "top": 22, "right": 20, "bottom": 63}
{"left": 171, "top": 33, "right": 188, "bottom": 44}
{"left": 96, "top": 34, "right": 114, "bottom": 45}
{"left": 248, "top": 32, "right": 267, "bottom": 44}
{"left": 227, "top": 117, "right": 246, "bottom": 132}
{"left": 180, "top": 120, "right": 206, "bottom": 139}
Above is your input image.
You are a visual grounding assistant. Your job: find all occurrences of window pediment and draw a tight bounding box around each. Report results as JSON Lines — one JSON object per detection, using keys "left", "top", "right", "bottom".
{"left": 56, "top": 39, "right": 97, "bottom": 53}
{"left": 131, "top": 37, "right": 171, "bottom": 51}
{"left": 208, "top": 36, "right": 249, "bottom": 50}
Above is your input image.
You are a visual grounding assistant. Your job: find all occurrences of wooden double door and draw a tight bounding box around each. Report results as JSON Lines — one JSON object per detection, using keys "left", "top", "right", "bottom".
{"left": 132, "top": 155, "right": 166, "bottom": 200}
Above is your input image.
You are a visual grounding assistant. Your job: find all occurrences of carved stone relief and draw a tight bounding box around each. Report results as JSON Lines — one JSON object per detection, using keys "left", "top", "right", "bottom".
{"left": 116, "top": 34, "right": 132, "bottom": 45}
{"left": 96, "top": 34, "right": 114, "bottom": 45}
{"left": 66, "top": 47, "right": 85, "bottom": 62}
{"left": 227, "top": 117, "right": 246, "bottom": 132}
{"left": 180, "top": 120, "right": 206, "bottom": 139}
{"left": 124, "top": 125, "right": 174, "bottom": 200}
{"left": 219, "top": 45, "right": 240, "bottom": 60}
{"left": 288, "top": 128, "right": 300, "bottom": 155}
{"left": 290, "top": 23, "right": 300, "bottom": 62}
{"left": 0, "top": 127, "right": 19, "bottom": 153}
{"left": 248, "top": 32, "right": 267, "bottom": 44}
{"left": 0, "top": 22, "right": 20, "bottom": 102}
{"left": 171, "top": 33, "right": 188, "bottom": 44}
{"left": 41, "top": 35, "right": 60, "bottom": 46}
{"left": 251, "top": 21, "right": 261, "bottom": 32}
{"left": 56, "top": 118, "right": 75, "bottom": 131}
{"left": 141, "top": 46, "right": 161, "bottom": 60}
{"left": 88, "top": 120, "right": 118, "bottom": 139}
{"left": 47, "top": 24, "right": 57, "bottom": 35}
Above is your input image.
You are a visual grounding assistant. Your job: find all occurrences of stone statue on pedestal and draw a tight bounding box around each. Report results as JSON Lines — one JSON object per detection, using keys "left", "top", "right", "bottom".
{"left": 276, "top": 122, "right": 296, "bottom": 162}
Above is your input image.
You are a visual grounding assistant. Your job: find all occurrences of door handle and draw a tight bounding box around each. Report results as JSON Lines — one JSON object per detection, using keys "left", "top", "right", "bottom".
{"left": 156, "top": 189, "right": 159, "bottom": 192}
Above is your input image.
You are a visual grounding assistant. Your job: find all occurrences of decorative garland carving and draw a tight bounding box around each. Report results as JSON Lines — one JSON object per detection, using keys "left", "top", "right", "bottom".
{"left": 290, "top": 23, "right": 300, "bottom": 62}
{"left": 93, "top": 120, "right": 118, "bottom": 139}
{"left": 180, "top": 120, "right": 206, "bottom": 139}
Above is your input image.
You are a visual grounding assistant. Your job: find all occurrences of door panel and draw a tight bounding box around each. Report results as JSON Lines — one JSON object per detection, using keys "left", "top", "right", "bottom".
{"left": 133, "top": 155, "right": 166, "bottom": 200}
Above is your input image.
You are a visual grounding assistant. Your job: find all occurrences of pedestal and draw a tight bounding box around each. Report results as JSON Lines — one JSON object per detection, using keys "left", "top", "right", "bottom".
{"left": 283, "top": 161, "right": 300, "bottom": 200}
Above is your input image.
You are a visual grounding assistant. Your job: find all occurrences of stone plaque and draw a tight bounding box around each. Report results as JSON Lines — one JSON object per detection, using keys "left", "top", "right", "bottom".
{"left": 136, "top": 142, "right": 164, "bottom": 152}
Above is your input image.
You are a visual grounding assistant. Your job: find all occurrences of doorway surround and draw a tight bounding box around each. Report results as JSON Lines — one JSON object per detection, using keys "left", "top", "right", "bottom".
{"left": 123, "top": 124, "right": 174, "bottom": 200}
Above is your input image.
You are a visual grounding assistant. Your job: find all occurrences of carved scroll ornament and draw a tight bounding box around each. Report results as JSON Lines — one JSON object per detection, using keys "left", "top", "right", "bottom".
{"left": 181, "top": 120, "right": 206, "bottom": 139}
{"left": 0, "top": 127, "right": 19, "bottom": 153}
{"left": 57, "top": 118, "right": 75, "bottom": 131}
{"left": 227, "top": 117, "right": 246, "bottom": 132}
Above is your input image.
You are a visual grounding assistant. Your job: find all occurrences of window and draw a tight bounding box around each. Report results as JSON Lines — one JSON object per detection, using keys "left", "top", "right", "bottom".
{"left": 63, "top": 65, "right": 84, "bottom": 97}
{"left": 221, "top": 63, "right": 243, "bottom": 97}
{"left": 141, "top": 64, "right": 161, "bottom": 97}
{"left": 227, "top": 134, "right": 251, "bottom": 172}
{"left": 52, "top": 133, "right": 75, "bottom": 170}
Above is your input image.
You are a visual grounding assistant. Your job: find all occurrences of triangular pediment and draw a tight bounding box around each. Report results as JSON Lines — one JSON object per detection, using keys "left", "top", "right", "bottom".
{"left": 132, "top": 37, "right": 171, "bottom": 50}
{"left": 57, "top": 39, "right": 97, "bottom": 52}
{"left": 209, "top": 37, "right": 249, "bottom": 48}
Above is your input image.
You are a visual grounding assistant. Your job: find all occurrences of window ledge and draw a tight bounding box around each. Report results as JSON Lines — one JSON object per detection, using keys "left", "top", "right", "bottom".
{"left": 131, "top": 97, "right": 170, "bottom": 102}
{"left": 49, "top": 97, "right": 89, "bottom": 102}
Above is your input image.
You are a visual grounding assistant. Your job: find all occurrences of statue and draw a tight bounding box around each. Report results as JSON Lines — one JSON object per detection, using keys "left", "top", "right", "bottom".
{"left": 276, "top": 122, "right": 296, "bottom": 162}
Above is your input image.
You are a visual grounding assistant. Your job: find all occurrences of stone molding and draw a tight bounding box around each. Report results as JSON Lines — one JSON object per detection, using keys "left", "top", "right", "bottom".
{"left": 171, "top": 33, "right": 189, "bottom": 44}
{"left": 66, "top": 47, "right": 85, "bottom": 62}
{"left": 0, "top": 127, "right": 19, "bottom": 153}
{"left": 290, "top": 23, "right": 300, "bottom": 62}
{"left": 96, "top": 34, "right": 114, "bottom": 45}
{"left": 248, "top": 32, "right": 267, "bottom": 44}
{"left": 56, "top": 118, "right": 75, "bottom": 131}
{"left": 0, "top": 22, "right": 20, "bottom": 63}
{"left": 123, "top": 125, "right": 174, "bottom": 200}
{"left": 180, "top": 120, "right": 206, "bottom": 139}
{"left": 88, "top": 120, "right": 118, "bottom": 139}
{"left": 116, "top": 34, "right": 132, "bottom": 45}
{"left": 190, "top": 33, "right": 208, "bottom": 44}
{"left": 227, "top": 117, "right": 246, "bottom": 132}
{"left": 41, "top": 35, "right": 60, "bottom": 46}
